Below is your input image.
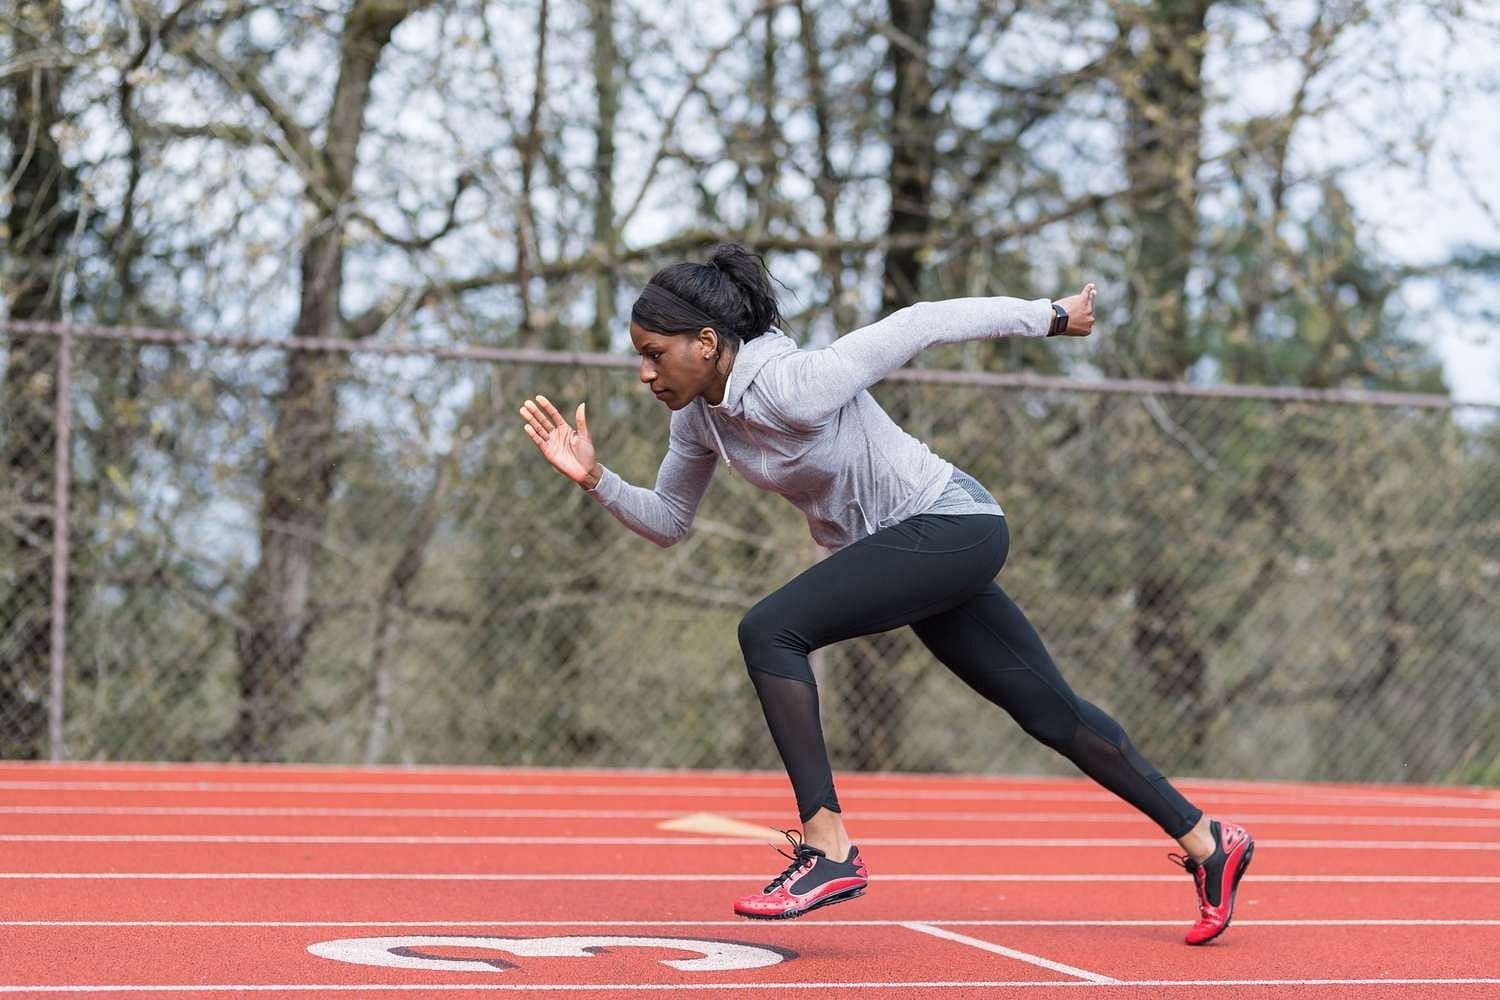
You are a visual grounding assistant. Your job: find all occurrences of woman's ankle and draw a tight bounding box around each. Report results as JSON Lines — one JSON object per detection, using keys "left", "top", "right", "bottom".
{"left": 1177, "top": 815, "right": 1217, "bottom": 863}
{"left": 801, "top": 807, "right": 852, "bottom": 859}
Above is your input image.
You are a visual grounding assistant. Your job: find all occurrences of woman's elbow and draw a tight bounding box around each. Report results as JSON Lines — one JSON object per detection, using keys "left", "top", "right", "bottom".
{"left": 650, "top": 517, "right": 693, "bottom": 547}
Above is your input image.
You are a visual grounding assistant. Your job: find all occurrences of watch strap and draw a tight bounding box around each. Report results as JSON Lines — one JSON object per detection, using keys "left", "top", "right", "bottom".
{"left": 1049, "top": 303, "right": 1068, "bottom": 337}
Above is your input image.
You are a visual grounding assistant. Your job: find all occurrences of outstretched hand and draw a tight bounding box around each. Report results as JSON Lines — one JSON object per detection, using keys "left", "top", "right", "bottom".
{"left": 1053, "top": 283, "right": 1098, "bottom": 337}
{"left": 519, "top": 395, "right": 601, "bottom": 488}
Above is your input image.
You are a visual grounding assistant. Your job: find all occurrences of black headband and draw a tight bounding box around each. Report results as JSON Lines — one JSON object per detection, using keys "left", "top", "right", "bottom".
{"left": 631, "top": 282, "right": 724, "bottom": 334}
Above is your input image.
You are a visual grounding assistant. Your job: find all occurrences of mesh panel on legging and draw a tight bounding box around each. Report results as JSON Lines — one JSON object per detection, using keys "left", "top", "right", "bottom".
{"left": 910, "top": 580, "right": 1202, "bottom": 838}
{"left": 747, "top": 670, "right": 841, "bottom": 822}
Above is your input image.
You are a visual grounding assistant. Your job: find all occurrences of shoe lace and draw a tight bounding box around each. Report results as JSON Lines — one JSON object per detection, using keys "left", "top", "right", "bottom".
{"left": 1167, "top": 853, "right": 1209, "bottom": 918}
{"left": 763, "top": 829, "right": 820, "bottom": 893}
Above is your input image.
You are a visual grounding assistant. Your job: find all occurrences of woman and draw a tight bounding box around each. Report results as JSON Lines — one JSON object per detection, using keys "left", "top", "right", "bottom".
{"left": 518, "top": 244, "right": 1253, "bottom": 945}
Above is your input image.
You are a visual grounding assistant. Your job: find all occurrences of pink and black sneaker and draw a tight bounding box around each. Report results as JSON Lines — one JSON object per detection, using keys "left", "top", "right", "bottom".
{"left": 1170, "top": 819, "right": 1255, "bottom": 945}
{"left": 733, "top": 830, "right": 869, "bottom": 920}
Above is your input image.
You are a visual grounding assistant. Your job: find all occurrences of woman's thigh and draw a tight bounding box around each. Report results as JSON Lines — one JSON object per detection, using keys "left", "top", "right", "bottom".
{"left": 741, "top": 515, "right": 1009, "bottom": 666}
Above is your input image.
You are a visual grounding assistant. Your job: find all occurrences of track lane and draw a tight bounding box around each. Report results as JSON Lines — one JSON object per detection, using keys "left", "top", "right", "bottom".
{"left": 4, "top": 789, "right": 1497, "bottom": 825}
{"left": 7, "top": 811, "right": 1500, "bottom": 841}
{"left": 2, "top": 840, "right": 1493, "bottom": 876}
{"left": 2, "top": 923, "right": 1497, "bottom": 999}
{"left": 0, "top": 875, "right": 1492, "bottom": 922}
{"left": 946, "top": 923, "right": 1500, "bottom": 982}
{"left": 0, "top": 763, "right": 1492, "bottom": 803}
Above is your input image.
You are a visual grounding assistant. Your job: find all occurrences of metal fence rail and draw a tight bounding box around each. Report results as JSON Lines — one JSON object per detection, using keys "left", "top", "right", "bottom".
{"left": 3, "top": 320, "right": 1498, "bottom": 785}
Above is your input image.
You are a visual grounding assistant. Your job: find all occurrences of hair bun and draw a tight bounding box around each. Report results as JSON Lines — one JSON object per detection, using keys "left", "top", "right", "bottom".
{"left": 706, "top": 243, "right": 781, "bottom": 338}
{"left": 709, "top": 244, "right": 752, "bottom": 271}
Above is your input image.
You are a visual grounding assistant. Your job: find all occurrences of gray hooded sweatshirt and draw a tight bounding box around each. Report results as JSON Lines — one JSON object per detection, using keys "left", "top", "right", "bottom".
{"left": 586, "top": 295, "right": 1055, "bottom": 550}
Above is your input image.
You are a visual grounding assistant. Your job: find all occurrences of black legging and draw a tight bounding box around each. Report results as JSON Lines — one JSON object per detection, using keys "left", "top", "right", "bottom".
{"left": 737, "top": 512, "right": 1203, "bottom": 838}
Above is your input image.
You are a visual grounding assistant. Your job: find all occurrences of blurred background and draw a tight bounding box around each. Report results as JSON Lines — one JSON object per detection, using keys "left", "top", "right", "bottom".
{"left": 2, "top": 0, "right": 1497, "bottom": 784}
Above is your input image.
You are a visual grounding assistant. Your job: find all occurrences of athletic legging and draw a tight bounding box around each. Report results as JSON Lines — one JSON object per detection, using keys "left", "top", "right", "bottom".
{"left": 738, "top": 512, "right": 1203, "bottom": 839}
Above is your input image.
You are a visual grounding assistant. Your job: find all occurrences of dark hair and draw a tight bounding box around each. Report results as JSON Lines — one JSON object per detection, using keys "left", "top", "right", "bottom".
{"left": 629, "top": 243, "right": 784, "bottom": 349}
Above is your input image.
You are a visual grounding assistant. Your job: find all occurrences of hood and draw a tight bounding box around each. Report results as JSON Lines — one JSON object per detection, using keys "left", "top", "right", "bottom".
{"left": 712, "top": 327, "right": 797, "bottom": 416}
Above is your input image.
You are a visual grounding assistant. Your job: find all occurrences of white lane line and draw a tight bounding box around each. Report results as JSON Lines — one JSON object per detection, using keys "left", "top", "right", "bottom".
{"left": 6, "top": 805, "right": 1500, "bottom": 828}
{"left": 5, "top": 919, "right": 1500, "bottom": 928}
{"left": 901, "top": 922, "right": 1118, "bottom": 983}
{"left": 0, "top": 872, "right": 1495, "bottom": 883}
{"left": 0, "top": 761, "right": 1486, "bottom": 799}
{"left": 0, "top": 806, "right": 697, "bottom": 819}
{"left": 3, "top": 779, "right": 1494, "bottom": 810}
{"left": 2, "top": 979, "right": 1499, "bottom": 993}
{"left": 3, "top": 833, "right": 1495, "bottom": 850}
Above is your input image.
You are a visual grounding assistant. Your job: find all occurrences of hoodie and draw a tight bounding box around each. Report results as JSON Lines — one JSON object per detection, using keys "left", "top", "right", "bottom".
{"left": 585, "top": 295, "right": 1054, "bottom": 550}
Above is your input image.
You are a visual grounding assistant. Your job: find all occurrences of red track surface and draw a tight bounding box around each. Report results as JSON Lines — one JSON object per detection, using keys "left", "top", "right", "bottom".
{"left": 2, "top": 762, "right": 1498, "bottom": 998}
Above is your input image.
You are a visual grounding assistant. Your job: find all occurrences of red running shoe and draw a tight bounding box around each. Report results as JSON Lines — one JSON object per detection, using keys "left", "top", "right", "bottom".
{"left": 733, "top": 830, "right": 869, "bottom": 920}
{"left": 1170, "top": 819, "right": 1255, "bottom": 945}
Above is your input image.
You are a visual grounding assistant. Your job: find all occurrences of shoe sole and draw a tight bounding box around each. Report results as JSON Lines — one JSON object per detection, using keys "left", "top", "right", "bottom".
{"left": 1190, "top": 839, "right": 1255, "bottom": 946}
{"left": 735, "top": 884, "right": 867, "bottom": 921}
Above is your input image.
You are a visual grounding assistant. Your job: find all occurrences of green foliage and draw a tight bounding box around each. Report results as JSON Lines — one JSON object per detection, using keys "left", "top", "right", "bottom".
{"left": 1205, "top": 181, "right": 1448, "bottom": 393}
{"left": 33, "top": 351, "right": 1500, "bottom": 785}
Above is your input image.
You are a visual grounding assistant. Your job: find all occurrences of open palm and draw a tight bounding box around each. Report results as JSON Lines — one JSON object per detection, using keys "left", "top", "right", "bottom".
{"left": 519, "top": 395, "right": 596, "bottom": 486}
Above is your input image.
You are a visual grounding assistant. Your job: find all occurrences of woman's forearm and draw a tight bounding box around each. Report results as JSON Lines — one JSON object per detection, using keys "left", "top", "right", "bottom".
{"left": 583, "top": 450, "right": 716, "bottom": 548}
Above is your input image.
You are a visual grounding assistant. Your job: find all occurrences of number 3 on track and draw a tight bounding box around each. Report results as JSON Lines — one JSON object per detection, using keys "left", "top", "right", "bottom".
{"left": 308, "top": 935, "right": 788, "bottom": 973}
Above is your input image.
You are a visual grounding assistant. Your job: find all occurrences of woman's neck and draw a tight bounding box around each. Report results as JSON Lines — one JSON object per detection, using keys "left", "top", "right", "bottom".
{"left": 703, "top": 346, "right": 737, "bottom": 406}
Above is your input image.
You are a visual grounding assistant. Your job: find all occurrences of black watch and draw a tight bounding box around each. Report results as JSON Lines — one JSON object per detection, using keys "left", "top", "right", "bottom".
{"left": 1049, "top": 303, "right": 1068, "bottom": 337}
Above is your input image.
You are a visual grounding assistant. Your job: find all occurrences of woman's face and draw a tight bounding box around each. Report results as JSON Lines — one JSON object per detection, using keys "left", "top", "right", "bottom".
{"left": 630, "top": 322, "right": 719, "bottom": 410}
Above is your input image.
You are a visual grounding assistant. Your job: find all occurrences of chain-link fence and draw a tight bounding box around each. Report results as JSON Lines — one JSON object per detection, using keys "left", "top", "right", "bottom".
{"left": 3, "top": 321, "right": 1499, "bottom": 785}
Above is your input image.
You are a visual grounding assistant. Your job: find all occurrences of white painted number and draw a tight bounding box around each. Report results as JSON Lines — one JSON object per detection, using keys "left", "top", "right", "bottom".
{"left": 307, "top": 935, "right": 786, "bottom": 973}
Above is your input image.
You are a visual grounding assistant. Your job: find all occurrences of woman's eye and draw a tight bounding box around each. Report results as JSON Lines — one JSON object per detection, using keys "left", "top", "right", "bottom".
{"left": 649, "top": 352, "right": 662, "bottom": 362}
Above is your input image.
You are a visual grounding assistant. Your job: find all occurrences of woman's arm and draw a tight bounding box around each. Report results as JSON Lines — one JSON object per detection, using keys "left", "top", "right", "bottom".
{"left": 584, "top": 438, "right": 718, "bottom": 548}
{"left": 764, "top": 287, "right": 1095, "bottom": 428}
{"left": 519, "top": 395, "right": 716, "bottom": 547}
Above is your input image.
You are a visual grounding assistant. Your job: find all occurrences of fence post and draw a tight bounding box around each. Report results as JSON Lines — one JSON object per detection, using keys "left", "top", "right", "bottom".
{"left": 48, "top": 321, "right": 73, "bottom": 761}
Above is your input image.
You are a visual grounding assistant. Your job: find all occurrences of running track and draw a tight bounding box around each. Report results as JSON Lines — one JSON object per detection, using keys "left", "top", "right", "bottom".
{"left": 2, "top": 762, "right": 1498, "bottom": 998}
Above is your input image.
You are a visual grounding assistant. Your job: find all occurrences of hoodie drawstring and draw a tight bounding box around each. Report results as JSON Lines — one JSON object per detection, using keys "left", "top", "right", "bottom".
{"left": 705, "top": 409, "right": 733, "bottom": 471}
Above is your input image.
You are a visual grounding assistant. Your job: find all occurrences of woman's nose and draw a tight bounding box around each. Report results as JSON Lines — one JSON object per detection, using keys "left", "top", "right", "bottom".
{"left": 640, "top": 361, "right": 656, "bottom": 383}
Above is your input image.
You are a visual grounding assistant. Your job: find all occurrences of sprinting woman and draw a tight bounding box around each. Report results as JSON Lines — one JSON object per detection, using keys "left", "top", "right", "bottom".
{"left": 517, "top": 243, "right": 1254, "bottom": 945}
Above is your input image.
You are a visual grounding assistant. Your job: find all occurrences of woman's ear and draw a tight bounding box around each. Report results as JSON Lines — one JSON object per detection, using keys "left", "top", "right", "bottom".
{"left": 697, "top": 326, "right": 719, "bottom": 359}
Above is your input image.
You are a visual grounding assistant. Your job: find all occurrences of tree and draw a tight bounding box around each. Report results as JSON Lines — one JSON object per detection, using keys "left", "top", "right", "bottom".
{"left": 1, "top": 0, "right": 73, "bottom": 758}
{"left": 226, "top": 0, "right": 439, "bottom": 757}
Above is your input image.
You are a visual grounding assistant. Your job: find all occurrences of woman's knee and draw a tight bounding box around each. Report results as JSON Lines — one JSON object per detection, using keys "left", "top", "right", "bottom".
{"left": 738, "top": 600, "right": 815, "bottom": 682}
{"left": 737, "top": 600, "right": 776, "bottom": 656}
{"left": 738, "top": 599, "right": 801, "bottom": 661}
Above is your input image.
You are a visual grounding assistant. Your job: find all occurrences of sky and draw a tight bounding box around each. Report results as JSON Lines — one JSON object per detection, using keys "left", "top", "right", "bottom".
{"left": 1259, "top": 8, "right": 1500, "bottom": 406}
{"left": 1350, "top": 89, "right": 1500, "bottom": 406}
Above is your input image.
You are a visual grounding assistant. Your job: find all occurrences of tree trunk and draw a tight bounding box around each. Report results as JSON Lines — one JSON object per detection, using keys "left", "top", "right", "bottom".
{"left": 1, "top": 0, "right": 72, "bottom": 759}
{"left": 794, "top": 0, "right": 851, "bottom": 334}
{"left": 233, "top": 0, "right": 432, "bottom": 759}
{"left": 752, "top": 11, "right": 779, "bottom": 237}
{"left": 880, "top": 0, "right": 936, "bottom": 315}
{"left": 1119, "top": 0, "right": 1211, "bottom": 381}
{"left": 1117, "top": 0, "right": 1214, "bottom": 764}
{"left": 516, "top": 0, "right": 549, "bottom": 349}
{"left": 589, "top": 0, "right": 617, "bottom": 352}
